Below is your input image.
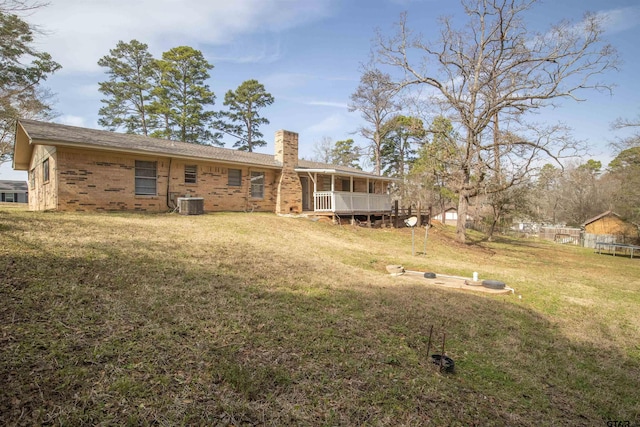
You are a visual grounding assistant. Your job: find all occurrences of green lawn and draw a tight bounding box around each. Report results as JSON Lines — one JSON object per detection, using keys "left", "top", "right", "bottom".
{"left": 1, "top": 205, "right": 639, "bottom": 426}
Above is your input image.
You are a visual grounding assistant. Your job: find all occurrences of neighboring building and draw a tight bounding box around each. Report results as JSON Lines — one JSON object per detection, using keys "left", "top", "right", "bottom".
{"left": 12, "top": 120, "right": 393, "bottom": 220}
{"left": 581, "top": 210, "right": 639, "bottom": 248}
{"left": 433, "top": 207, "right": 474, "bottom": 227}
{"left": 0, "top": 180, "right": 28, "bottom": 203}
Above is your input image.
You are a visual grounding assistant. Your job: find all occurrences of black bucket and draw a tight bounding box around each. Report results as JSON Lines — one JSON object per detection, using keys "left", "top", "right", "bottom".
{"left": 429, "top": 354, "right": 455, "bottom": 372}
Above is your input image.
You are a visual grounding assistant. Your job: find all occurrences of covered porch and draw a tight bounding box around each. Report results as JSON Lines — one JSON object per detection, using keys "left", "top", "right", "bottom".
{"left": 295, "top": 167, "right": 394, "bottom": 216}
{"left": 313, "top": 191, "right": 391, "bottom": 214}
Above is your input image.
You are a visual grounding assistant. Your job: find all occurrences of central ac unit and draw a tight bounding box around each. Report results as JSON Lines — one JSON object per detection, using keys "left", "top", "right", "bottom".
{"left": 177, "top": 197, "right": 204, "bottom": 215}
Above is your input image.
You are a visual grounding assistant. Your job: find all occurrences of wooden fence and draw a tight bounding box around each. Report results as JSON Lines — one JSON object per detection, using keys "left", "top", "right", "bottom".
{"left": 582, "top": 233, "right": 639, "bottom": 249}
{"left": 539, "top": 227, "right": 582, "bottom": 245}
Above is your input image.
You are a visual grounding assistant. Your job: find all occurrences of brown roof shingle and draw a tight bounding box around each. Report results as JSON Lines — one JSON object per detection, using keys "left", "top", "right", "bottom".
{"left": 19, "top": 119, "right": 280, "bottom": 168}
{"left": 18, "top": 119, "right": 384, "bottom": 179}
{"left": 0, "top": 180, "right": 28, "bottom": 193}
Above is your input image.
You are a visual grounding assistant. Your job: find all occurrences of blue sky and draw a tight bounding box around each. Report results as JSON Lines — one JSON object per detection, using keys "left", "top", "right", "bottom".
{"left": 2, "top": 0, "right": 639, "bottom": 180}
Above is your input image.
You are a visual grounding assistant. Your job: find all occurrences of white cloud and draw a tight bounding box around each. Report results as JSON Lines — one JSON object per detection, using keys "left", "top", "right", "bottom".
{"left": 305, "top": 113, "right": 350, "bottom": 134}
{"left": 305, "top": 100, "right": 349, "bottom": 109}
{"left": 262, "top": 73, "right": 313, "bottom": 91}
{"left": 596, "top": 6, "right": 640, "bottom": 34}
{"left": 211, "top": 42, "right": 282, "bottom": 64}
{"left": 28, "top": 0, "right": 336, "bottom": 73}
{"left": 76, "top": 84, "right": 101, "bottom": 98}
{"left": 262, "top": 72, "right": 356, "bottom": 94}
{"left": 56, "top": 115, "right": 87, "bottom": 127}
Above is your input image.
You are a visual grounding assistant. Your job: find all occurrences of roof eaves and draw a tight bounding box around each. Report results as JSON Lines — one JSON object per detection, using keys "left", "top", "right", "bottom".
{"left": 294, "top": 167, "right": 399, "bottom": 180}
{"left": 581, "top": 210, "right": 617, "bottom": 227}
{"left": 18, "top": 120, "right": 282, "bottom": 170}
{"left": 32, "top": 138, "right": 281, "bottom": 169}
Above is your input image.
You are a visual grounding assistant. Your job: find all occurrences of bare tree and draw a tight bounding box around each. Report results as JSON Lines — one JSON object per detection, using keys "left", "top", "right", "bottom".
{"left": 349, "top": 69, "right": 400, "bottom": 175}
{"left": 311, "top": 136, "right": 334, "bottom": 163}
{"left": 556, "top": 160, "right": 609, "bottom": 226}
{"left": 484, "top": 181, "right": 532, "bottom": 240}
{"left": 606, "top": 145, "right": 640, "bottom": 224}
{"left": 610, "top": 114, "right": 640, "bottom": 152}
{"left": 376, "top": 0, "right": 618, "bottom": 242}
{"left": 0, "top": 0, "right": 46, "bottom": 13}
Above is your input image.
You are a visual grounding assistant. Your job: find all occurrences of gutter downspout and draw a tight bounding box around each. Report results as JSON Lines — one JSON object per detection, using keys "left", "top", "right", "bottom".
{"left": 166, "top": 157, "right": 173, "bottom": 210}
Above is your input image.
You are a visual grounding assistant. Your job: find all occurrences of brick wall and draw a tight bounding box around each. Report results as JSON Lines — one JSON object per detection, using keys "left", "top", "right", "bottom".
{"left": 28, "top": 145, "right": 57, "bottom": 210}
{"left": 275, "top": 130, "right": 302, "bottom": 214}
{"left": 167, "top": 158, "right": 277, "bottom": 212}
{"left": 45, "top": 147, "right": 278, "bottom": 212}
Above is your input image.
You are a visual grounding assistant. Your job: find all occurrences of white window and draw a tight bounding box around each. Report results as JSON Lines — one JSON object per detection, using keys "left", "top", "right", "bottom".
{"left": 135, "top": 160, "right": 157, "bottom": 195}
{"left": 43, "top": 158, "right": 50, "bottom": 182}
{"left": 228, "top": 168, "right": 242, "bottom": 186}
{"left": 250, "top": 171, "right": 264, "bottom": 199}
{"left": 185, "top": 165, "right": 197, "bottom": 184}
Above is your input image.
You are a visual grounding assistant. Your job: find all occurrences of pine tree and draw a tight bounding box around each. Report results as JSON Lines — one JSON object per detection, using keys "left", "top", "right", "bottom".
{"left": 0, "top": 10, "right": 60, "bottom": 164}
{"left": 217, "top": 79, "right": 274, "bottom": 152}
{"left": 97, "top": 40, "right": 155, "bottom": 135}
{"left": 331, "top": 139, "right": 361, "bottom": 169}
{"left": 149, "top": 46, "right": 220, "bottom": 145}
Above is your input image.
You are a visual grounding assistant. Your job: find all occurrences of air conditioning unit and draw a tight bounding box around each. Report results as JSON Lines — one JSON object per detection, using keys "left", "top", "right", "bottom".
{"left": 177, "top": 197, "right": 204, "bottom": 215}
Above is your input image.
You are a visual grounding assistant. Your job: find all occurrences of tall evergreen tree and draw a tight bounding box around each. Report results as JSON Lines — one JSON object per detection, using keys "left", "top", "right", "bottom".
{"left": 97, "top": 40, "right": 155, "bottom": 135}
{"left": 407, "top": 116, "right": 457, "bottom": 215}
{"left": 0, "top": 10, "right": 60, "bottom": 164}
{"left": 380, "top": 115, "right": 425, "bottom": 177}
{"left": 150, "top": 46, "right": 220, "bottom": 145}
{"left": 331, "top": 139, "right": 362, "bottom": 169}
{"left": 217, "top": 79, "right": 274, "bottom": 152}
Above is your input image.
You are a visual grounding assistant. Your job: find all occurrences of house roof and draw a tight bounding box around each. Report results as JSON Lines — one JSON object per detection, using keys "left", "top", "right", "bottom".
{"left": 14, "top": 119, "right": 388, "bottom": 180}
{"left": 0, "top": 180, "right": 28, "bottom": 193}
{"left": 581, "top": 210, "right": 618, "bottom": 227}
{"left": 581, "top": 210, "right": 639, "bottom": 229}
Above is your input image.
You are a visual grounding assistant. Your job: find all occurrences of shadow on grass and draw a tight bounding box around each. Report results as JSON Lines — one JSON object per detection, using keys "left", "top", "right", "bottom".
{"left": 1, "top": 221, "right": 639, "bottom": 425}
{"left": 465, "top": 232, "right": 556, "bottom": 249}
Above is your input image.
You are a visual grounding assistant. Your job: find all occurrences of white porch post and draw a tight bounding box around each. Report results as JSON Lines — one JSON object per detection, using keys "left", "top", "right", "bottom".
{"left": 308, "top": 172, "right": 317, "bottom": 211}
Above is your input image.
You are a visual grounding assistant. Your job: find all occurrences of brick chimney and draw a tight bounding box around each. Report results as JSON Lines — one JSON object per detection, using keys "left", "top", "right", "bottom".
{"left": 275, "top": 130, "right": 303, "bottom": 214}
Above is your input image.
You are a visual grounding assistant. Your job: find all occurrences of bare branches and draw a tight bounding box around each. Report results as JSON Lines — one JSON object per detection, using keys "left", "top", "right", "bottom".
{"left": 349, "top": 69, "right": 401, "bottom": 175}
{"left": 375, "top": 0, "right": 616, "bottom": 242}
{"left": 609, "top": 113, "right": 640, "bottom": 152}
{"left": 0, "top": 0, "right": 48, "bottom": 14}
{"left": 612, "top": 115, "right": 640, "bottom": 130}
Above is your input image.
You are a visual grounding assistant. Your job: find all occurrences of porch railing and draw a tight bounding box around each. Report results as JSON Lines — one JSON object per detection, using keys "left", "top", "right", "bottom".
{"left": 313, "top": 191, "right": 391, "bottom": 213}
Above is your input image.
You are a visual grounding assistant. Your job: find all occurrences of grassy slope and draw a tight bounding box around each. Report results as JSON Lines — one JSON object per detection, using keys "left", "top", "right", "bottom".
{"left": 1, "top": 205, "right": 639, "bottom": 426}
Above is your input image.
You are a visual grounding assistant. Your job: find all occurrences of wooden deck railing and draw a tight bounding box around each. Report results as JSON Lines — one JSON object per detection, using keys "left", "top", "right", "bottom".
{"left": 313, "top": 191, "right": 391, "bottom": 213}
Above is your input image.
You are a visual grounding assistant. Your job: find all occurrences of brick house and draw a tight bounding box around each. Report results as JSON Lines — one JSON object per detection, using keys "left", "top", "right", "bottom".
{"left": 0, "top": 180, "right": 28, "bottom": 203}
{"left": 13, "top": 120, "right": 393, "bottom": 220}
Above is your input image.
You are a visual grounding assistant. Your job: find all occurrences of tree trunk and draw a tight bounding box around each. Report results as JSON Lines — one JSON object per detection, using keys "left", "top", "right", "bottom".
{"left": 456, "top": 192, "right": 468, "bottom": 243}
{"left": 487, "top": 219, "right": 496, "bottom": 241}
{"left": 487, "top": 203, "right": 503, "bottom": 242}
